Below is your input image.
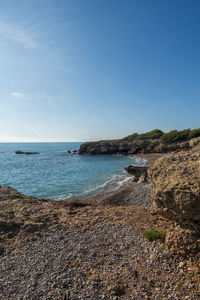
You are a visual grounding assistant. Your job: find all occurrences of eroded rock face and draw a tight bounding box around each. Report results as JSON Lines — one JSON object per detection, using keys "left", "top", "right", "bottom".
{"left": 79, "top": 139, "right": 194, "bottom": 155}
{"left": 148, "top": 146, "right": 200, "bottom": 255}
{"left": 148, "top": 146, "right": 200, "bottom": 222}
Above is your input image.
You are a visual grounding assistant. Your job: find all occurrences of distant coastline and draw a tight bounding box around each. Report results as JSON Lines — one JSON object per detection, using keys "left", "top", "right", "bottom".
{"left": 79, "top": 128, "right": 200, "bottom": 155}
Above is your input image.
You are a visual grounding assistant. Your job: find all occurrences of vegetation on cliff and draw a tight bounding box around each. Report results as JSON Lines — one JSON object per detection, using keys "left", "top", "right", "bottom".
{"left": 122, "top": 128, "right": 200, "bottom": 143}
{"left": 121, "top": 129, "right": 164, "bottom": 141}
{"left": 79, "top": 131, "right": 200, "bottom": 155}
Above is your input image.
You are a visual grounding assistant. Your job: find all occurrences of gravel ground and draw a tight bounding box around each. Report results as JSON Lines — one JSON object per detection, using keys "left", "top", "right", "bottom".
{"left": 0, "top": 221, "right": 199, "bottom": 299}
{"left": 83, "top": 182, "right": 153, "bottom": 209}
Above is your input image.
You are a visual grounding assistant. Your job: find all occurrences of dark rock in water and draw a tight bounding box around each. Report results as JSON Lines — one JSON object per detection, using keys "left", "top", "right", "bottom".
{"left": 67, "top": 150, "right": 78, "bottom": 155}
{"left": 125, "top": 165, "right": 148, "bottom": 182}
{"left": 15, "top": 151, "right": 40, "bottom": 155}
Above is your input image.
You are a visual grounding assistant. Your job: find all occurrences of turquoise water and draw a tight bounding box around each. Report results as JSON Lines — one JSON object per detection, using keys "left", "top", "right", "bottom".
{"left": 0, "top": 143, "right": 143, "bottom": 199}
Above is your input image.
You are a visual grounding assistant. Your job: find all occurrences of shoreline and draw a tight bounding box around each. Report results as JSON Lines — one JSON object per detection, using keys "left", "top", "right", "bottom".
{"left": 133, "top": 152, "right": 172, "bottom": 166}
{"left": 79, "top": 152, "right": 171, "bottom": 208}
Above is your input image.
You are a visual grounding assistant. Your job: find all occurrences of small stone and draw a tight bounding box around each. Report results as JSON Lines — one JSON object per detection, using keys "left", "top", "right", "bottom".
{"left": 178, "top": 261, "right": 185, "bottom": 268}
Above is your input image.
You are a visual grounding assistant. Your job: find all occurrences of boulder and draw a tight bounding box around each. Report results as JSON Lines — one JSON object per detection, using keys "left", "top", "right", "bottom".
{"left": 125, "top": 165, "right": 148, "bottom": 182}
{"left": 148, "top": 145, "right": 200, "bottom": 255}
{"left": 148, "top": 146, "right": 200, "bottom": 222}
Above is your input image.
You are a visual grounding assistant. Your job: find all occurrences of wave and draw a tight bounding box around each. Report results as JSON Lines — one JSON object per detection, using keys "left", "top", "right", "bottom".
{"left": 54, "top": 172, "right": 133, "bottom": 200}
{"left": 54, "top": 157, "right": 145, "bottom": 200}
{"left": 76, "top": 172, "right": 133, "bottom": 198}
{"left": 128, "top": 156, "right": 147, "bottom": 166}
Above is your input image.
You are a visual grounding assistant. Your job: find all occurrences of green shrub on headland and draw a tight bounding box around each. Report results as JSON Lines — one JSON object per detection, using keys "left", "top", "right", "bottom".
{"left": 121, "top": 129, "right": 164, "bottom": 141}
{"left": 161, "top": 129, "right": 200, "bottom": 143}
{"left": 121, "top": 128, "right": 200, "bottom": 143}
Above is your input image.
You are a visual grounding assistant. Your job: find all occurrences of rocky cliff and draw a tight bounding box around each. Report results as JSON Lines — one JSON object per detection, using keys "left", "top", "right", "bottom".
{"left": 79, "top": 137, "right": 200, "bottom": 155}
{"left": 148, "top": 145, "right": 200, "bottom": 256}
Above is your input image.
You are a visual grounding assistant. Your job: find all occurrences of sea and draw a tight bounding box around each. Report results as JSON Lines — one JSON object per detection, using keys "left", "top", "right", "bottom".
{"left": 0, "top": 142, "right": 144, "bottom": 200}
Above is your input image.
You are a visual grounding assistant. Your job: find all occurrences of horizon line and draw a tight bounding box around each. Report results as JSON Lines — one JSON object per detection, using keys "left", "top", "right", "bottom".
{"left": 0, "top": 141, "right": 84, "bottom": 143}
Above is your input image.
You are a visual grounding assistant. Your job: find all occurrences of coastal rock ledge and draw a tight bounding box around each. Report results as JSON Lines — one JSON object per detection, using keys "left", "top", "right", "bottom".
{"left": 79, "top": 137, "right": 200, "bottom": 155}
{"left": 148, "top": 145, "right": 200, "bottom": 256}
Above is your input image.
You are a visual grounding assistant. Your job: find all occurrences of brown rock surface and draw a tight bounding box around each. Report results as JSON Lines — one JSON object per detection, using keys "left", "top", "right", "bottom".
{"left": 148, "top": 145, "right": 200, "bottom": 223}
{"left": 148, "top": 145, "right": 200, "bottom": 255}
{"left": 78, "top": 138, "right": 199, "bottom": 155}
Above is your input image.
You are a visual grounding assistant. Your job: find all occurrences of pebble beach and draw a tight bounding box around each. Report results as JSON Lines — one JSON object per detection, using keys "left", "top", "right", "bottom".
{"left": 0, "top": 154, "right": 199, "bottom": 299}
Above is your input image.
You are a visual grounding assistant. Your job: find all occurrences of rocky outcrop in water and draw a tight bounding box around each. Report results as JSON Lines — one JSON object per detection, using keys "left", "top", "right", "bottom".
{"left": 148, "top": 145, "right": 200, "bottom": 255}
{"left": 79, "top": 138, "right": 200, "bottom": 155}
{"left": 15, "top": 151, "right": 40, "bottom": 155}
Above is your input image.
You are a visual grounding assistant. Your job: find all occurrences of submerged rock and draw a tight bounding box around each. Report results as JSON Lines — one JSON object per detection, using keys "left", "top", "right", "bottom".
{"left": 67, "top": 150, "right": 78, "bottom": 155}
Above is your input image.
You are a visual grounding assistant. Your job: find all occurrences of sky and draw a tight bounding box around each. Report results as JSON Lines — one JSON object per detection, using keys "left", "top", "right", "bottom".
{"left": 0, "top": 0, "right": 200, "bottom": 142}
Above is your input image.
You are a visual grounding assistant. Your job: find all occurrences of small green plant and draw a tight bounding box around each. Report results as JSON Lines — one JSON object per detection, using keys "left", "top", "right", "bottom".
{"left": 10, "top": 194, "right": 21, "bottom": 199}
{"left": 144, "top": 227, "right": 166, "bottom": 241}
{"left": 45, "top": 227, "right": 52, "bottom": 233}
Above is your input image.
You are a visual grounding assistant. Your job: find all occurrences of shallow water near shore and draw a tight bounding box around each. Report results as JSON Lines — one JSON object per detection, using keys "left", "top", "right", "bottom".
{"left": 0, "top": 142, "right": 144, "bottom": 199}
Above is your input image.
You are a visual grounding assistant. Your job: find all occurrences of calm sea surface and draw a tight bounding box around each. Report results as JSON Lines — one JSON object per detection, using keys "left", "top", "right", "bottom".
{"left": 0, "top": 142, "right": 143, "bottom": 199}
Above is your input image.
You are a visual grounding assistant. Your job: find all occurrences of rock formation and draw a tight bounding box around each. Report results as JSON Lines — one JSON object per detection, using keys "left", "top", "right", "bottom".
{"left": 15, "top": 151, "right": 39, "bottom": 155}
{"left": 79, "top": 138, "right": 200, "bottom": 155}
{"left": 148, "top": 145, "right": 200, "bottom": 255}
{"left": 125, "top": 165, "right": 148, "bottom": 182}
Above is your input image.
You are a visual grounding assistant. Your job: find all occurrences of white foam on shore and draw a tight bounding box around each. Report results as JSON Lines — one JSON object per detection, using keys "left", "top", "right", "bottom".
{"left": 129, "top": 156, "right": 147, "bottom": 166}
{"left": 77, "top": 172, "right": 133, "bottom": 198}
{"left": 55, "top": 155, "right": 144, "bottom": 200}
{"left": 76, "top": 156, "right": 146, "bottom": 198}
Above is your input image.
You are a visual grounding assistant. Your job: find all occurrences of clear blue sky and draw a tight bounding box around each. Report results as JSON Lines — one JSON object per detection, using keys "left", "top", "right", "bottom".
{"left": 0, "top": 0, "right": 200, "bottom": 142}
